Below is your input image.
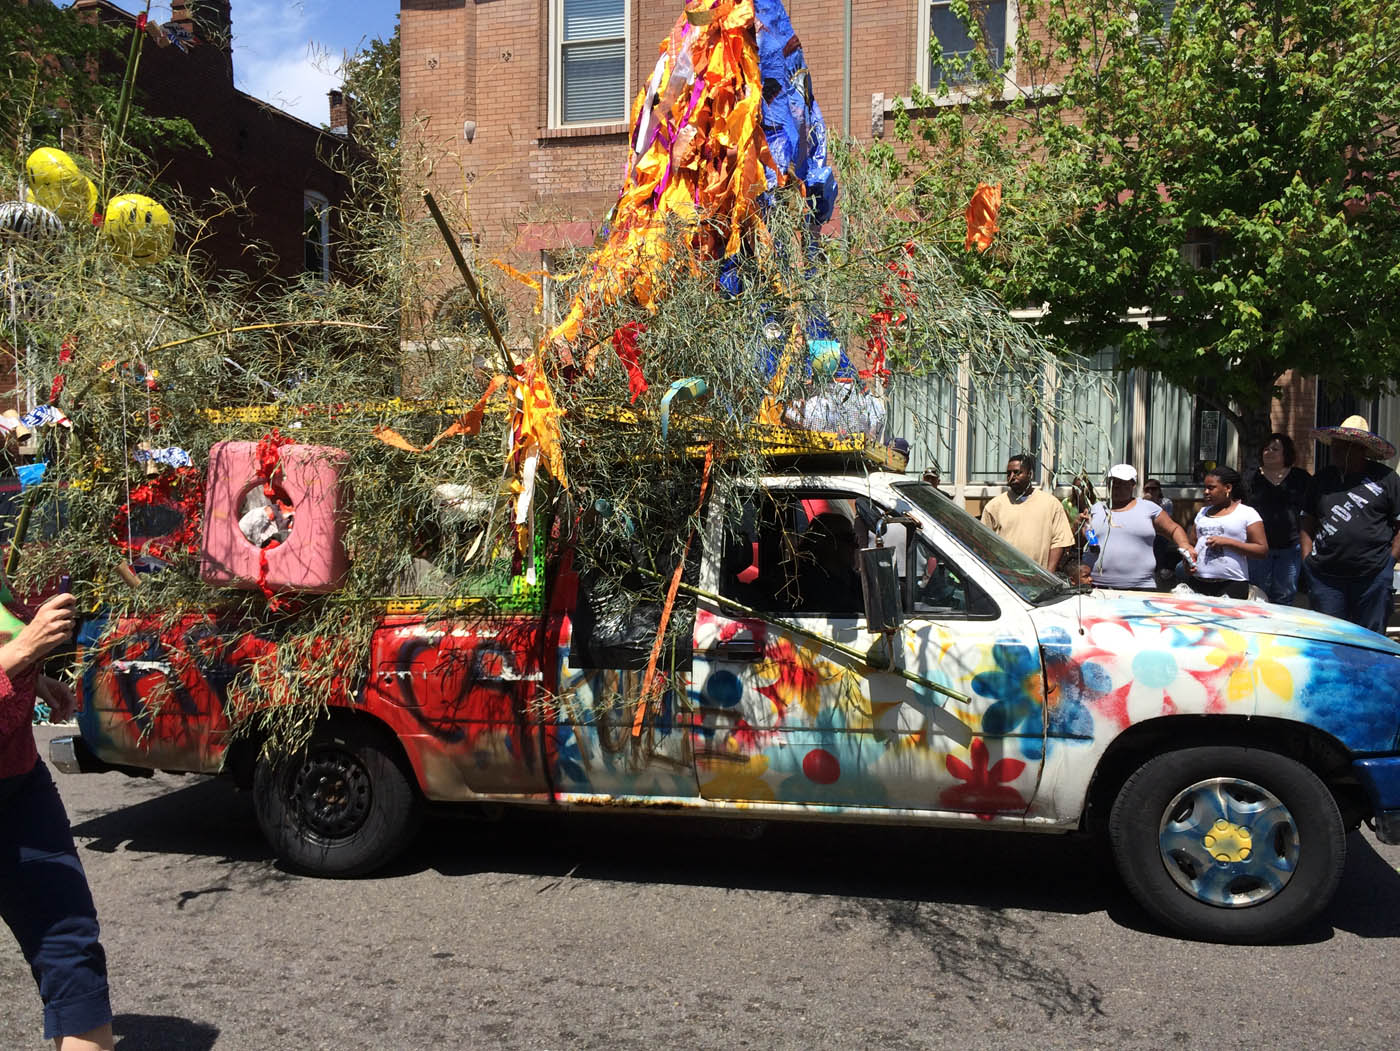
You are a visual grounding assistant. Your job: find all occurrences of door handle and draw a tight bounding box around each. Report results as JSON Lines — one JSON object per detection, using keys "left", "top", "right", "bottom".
{"left": 699, "top": 639, "right": 764, "bottom": 662}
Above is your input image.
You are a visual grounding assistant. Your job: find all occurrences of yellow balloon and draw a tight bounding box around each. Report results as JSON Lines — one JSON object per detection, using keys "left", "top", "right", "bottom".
{"left": 101, "top": 193, "right": 174, "bottom": 265}
{"left": 25, "top": 147, "right": 93, "bottom": 223}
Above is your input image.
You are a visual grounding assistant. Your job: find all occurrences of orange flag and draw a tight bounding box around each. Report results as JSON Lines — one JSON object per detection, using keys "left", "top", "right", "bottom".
{"left": 515, "top": 358, "right": 568, "bottom": 488}
{"left": 372, "top": 376, "right": 507, "bottom": 453}
{"left": 964, "top": 182, "right": 1003, "bottom": 252}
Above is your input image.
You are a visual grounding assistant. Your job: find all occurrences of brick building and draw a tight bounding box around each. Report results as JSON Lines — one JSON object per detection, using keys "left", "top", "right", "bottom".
{"left": 76, "top": 0, "right": 349, "bottom": 282}
{"left": 399, "top": 1, "right": 1385, "bottom": 507}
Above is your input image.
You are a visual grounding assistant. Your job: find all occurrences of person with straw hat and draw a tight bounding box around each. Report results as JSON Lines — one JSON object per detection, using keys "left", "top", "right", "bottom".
{"left": 1301, "top": 415, "right": 1400, "bottom": 634}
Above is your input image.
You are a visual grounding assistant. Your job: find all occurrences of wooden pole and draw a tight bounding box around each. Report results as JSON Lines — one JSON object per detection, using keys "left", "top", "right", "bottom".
{"left": 420, "top": 190, "right": 516, "bottom": 375}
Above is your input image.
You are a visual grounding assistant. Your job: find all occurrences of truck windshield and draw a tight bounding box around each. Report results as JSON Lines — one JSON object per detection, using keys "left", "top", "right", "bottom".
{"left": 892, "top": 481, "right": 1069, "bottom": 605}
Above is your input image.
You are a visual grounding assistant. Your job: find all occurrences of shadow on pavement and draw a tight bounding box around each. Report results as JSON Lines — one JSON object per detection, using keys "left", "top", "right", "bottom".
{"left": 70, "top": 776, "right": 268, "bottom": 864}
{"left": 1329, "top": 832, "right": 1400, "bottom": 939}
{"left": 113, "top": 1013, "right": 218, "bottom": 1050}
{"left": 67, "top": 774, "right": 1400, "bottom": 944}
{"left": 408, "top": 806, "right": 1126, "bottom": 917}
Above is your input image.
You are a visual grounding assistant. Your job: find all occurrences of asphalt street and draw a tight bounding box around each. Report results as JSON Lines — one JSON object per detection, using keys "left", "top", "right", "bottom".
{"left": 4, "top": 725, "right": 1399, "bottom": 1050}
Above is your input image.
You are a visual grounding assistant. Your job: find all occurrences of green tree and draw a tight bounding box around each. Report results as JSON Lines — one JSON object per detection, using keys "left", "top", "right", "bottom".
{"left": 1, "top": 0, "right": 113, "bottom": 163}
{"left": 1, "top": 0, "right": 200, "bottom": 172}
{"left": 339, "top": 22, "right": 399, "bottom": 164}
{"left": 897, "top": 0, "right": 1400, "bottom": 464}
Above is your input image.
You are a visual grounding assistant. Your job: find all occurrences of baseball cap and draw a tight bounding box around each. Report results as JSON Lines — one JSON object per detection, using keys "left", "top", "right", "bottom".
{"left": 1107, "top": 463, "right": 1137, "bottom": 482}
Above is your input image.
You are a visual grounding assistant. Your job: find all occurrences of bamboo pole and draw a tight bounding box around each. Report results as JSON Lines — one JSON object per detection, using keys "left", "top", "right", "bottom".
{"left": 103, "top": 0, "right": 154, "bottom": 201}
{"left": 420, "top": 190, "right": 516, "bottom": 375}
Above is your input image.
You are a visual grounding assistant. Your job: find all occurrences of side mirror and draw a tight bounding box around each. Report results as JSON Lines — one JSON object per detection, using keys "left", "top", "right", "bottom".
{"left": 859, "top": 545, "right": 903, "bottom": 633}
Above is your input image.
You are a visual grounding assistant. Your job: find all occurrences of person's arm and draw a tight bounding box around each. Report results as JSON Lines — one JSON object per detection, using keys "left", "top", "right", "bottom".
{"left": 1047, "top": 503, "right": 1074, "bottom": 572}
{"left": 1300, "top": 513, "right": 1317, "bottom": 561}
{"left": 0, "top": 593, "right": 77, "bottom": 679}
{"left": 1205, "top": 520, "right": 1269, "bottom": 559}
{"left": 1299, "top": 474, "right": 1320, "bottom": 561}
{"left": 1155, "top": 511, "right": 1197, "bottom": 571}
{"left": 34, "top": 674, "right": 77, "bottom": 720}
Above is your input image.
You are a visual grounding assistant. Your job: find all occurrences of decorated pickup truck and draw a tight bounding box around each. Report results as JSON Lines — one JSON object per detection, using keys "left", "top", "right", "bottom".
{"left": 53, "top": 445, "right": 1400, "bottom": 944}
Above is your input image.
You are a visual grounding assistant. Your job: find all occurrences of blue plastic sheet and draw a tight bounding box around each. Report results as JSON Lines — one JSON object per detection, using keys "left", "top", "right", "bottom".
{"left": 754, "top": 0, "right": 838, "bottom": 224}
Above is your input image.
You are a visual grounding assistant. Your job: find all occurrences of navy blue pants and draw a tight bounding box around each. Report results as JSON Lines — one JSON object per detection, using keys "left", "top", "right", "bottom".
{"left": 0, "top": 761, "right": 112, "bottom": 1040}
{"left": 1305, "top": 562, "right": 1395, "bottom": 636}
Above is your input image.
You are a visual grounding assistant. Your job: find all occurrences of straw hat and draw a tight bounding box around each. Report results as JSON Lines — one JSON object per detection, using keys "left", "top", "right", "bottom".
{"left": 1311, "top": 415, "right": 1396, "bottom": 460}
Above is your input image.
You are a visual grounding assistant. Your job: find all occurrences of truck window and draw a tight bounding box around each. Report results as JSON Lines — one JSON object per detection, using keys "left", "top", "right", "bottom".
{"left": 720, "top": 491, "right": 865, "bottom": 618}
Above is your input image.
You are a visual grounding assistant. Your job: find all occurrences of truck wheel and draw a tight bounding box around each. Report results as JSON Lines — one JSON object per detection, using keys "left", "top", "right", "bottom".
{"left": 1108, "top": 746, "right": 1345, "bottom": 943}
{"left": 253, "top": 720, "right": 422, "bottom": 877}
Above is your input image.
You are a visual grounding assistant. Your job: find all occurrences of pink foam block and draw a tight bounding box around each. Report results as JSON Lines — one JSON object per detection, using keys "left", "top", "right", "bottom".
{"left": 200, "top": 440, "right": 350, "bottom": 593}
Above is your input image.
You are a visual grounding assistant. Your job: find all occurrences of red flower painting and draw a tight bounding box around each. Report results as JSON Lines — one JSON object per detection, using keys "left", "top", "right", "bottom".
{"left": 939, "top": 738, "right": 1026, "bottom": 820}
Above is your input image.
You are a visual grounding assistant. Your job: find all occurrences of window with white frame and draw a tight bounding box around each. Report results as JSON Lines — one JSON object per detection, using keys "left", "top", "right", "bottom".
{"left": 1145, "top": 373, "right": 1196, "bottom": 484}
{"left": 551, "top": 0, "right": 629, "bottom": 128}
{"left": 920, "top": 0, "right": 1010, "bottom": 88}
{"left": 303, "top": 191, "right": 330, "bottom": 280}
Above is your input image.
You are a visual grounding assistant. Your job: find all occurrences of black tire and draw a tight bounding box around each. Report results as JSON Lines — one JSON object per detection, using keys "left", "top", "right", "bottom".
{"left": 1108, "top": 746, "right": 1345, "bottom": 944}
{"left": 253, "top": 719, "right": 423, "bottom": 877}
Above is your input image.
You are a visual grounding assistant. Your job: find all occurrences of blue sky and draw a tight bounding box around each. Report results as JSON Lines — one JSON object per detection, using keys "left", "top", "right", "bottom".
{"left": 94, "top": 2, "right": 401, "bottom": 127}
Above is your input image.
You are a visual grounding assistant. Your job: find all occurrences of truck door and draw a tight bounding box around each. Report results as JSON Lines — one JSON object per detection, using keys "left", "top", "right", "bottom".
{"left": 538, "top": 548, "right": 700, "bottom": 800}
{"left": 690, "top": 486, "right": 1045, "bottom": 817}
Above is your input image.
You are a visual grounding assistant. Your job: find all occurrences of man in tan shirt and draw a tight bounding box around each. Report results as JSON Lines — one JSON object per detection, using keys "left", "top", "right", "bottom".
{"left": 981, "top": 453, "right": 1074, "bottom": 571}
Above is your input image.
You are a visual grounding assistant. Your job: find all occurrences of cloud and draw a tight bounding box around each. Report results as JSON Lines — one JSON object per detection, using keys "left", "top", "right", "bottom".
{"left": 90, "top": 0, "right": 368, "bottom": 126}
{"left": 231, "top": 0, "right": 347, "bottom": 126}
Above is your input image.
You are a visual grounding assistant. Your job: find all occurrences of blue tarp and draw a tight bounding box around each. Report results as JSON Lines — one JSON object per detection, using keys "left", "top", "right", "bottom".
{"left": 754, "top": 0, "right": 838, "bottom": 225}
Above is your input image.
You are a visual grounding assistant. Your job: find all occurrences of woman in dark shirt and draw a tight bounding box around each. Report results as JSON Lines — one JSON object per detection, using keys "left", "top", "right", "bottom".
{"left": 1243, "top": 432, "right": 1310, "bottom": 604}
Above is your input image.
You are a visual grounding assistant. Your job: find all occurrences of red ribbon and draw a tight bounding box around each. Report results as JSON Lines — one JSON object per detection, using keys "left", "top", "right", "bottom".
{"left": 253, "top": 430, "right": 295, "bottom": 607}
{"left": 611, "top": 322, "right": 649, "bottom": 404}
{"left": 48, "top": 336, "right": 77, "bottom": 404}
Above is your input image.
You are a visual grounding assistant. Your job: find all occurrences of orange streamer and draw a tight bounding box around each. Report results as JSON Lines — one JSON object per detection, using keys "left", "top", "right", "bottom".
{"left": 634, "top": 443, "right": 715, "bottom": 736}
{"left": 372, "top": 376, "right": 507, "bottom": 453}
{"left": 965, "top": 182, "right": 1003, "bottom": 253}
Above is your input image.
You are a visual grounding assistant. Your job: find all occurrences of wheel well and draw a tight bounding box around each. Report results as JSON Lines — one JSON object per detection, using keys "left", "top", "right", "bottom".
{"left": 1081, "top": 716, "right": 1368, "bottom": 835}
{"left": 221, "top": 707, "right": 418, "bottom": 794}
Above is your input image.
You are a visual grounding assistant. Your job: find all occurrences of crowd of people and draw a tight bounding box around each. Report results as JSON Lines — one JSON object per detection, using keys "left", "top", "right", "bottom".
{"left": 979, "top": 415, "right": 1400, "bottom": 635}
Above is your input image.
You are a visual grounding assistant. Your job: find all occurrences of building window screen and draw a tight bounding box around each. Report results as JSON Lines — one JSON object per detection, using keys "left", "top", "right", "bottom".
{"left": 927, "top": 1, "right": 1008, "bottom": 85}
{"left": 888, "top": 372, "right": 957, "bottom": 477}
{"left": 1145, "top": 374, "right": 1195, "bottom": 484}
{"left": 967, "top": 376, "right": 1040, "bottom": 482}
{"left": 559, "top": 0, "right": 626, "bottom": 126}
{"left": 1054, "top": 350, "right": 1131, "bottom": 483}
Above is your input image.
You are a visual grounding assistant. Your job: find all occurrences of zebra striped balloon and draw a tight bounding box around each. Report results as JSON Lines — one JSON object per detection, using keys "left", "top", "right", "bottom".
{"left": 0, "top": 200, "right": 63, "bottom": 242}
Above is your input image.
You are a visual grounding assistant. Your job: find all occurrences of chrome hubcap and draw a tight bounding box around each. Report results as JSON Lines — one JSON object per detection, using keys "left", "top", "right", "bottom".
{"left": 1158, "top": 777, "right": 1299, "bottom": 908}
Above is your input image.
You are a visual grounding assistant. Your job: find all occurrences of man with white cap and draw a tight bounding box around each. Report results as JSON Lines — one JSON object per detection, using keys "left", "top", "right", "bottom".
{"left": 1301, "top": 415, "right": 1400, "bottom": 633}
{"left": 1084, "top": 463, "right": 1195, "bottom": 590}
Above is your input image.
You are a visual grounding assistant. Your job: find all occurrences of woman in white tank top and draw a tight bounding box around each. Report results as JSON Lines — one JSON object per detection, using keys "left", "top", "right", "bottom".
{"left": 1188, "top": 466, "right": 1268, "bottom": 598}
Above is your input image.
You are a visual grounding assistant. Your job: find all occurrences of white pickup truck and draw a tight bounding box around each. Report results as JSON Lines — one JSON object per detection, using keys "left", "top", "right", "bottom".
{"left": 54, "top": 446, "right": 1400, "bottom": 944}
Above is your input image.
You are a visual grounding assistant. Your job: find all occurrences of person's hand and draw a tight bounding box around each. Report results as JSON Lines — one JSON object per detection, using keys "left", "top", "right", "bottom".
{"left": 14, "top": 593, "right": 78, "bottom": 666}
{"left": 36, "top": 674, "right": 77, "bottom": 721}
{"left": 1204, "top": 536, "right": 1230, "bottom": 551}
